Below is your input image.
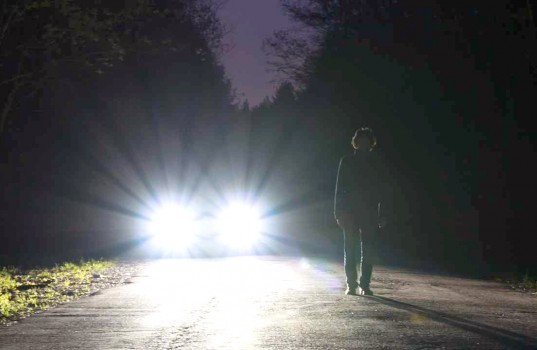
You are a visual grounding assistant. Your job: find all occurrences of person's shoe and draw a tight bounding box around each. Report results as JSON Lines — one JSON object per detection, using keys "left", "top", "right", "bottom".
{"left": 358, "top": 286, "right": 374, "bottom": 296}
{"left": 345, "top": 287, "right": 357, "bottom": 295}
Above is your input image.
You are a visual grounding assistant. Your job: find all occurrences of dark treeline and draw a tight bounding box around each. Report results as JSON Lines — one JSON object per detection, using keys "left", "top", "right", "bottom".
{"left": 1, "top": 0, "right": 235, "bottom": 264}
{"left": 255, "top": 0, "right": 536, "bottom": 275}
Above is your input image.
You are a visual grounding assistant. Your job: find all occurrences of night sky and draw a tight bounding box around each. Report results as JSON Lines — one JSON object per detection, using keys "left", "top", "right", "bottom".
{"left": 218, "top": 0, "right": 294, "bottom": 106}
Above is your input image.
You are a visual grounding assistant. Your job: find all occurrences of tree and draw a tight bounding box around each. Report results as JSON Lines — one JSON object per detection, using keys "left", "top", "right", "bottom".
{"left": 264, "top": 0, "right": 537, "bottom": 271}
{"left": 0, "top": 0, "right": 233, "bottom": 262}
{"left": 1, "top": 0, "right": 122, "bottom": 135}
{"left": 263, "top": 27, "right": 319, "bottom": 87}
{"left": 0, "top": 0, "right": 227, "bottom": 138}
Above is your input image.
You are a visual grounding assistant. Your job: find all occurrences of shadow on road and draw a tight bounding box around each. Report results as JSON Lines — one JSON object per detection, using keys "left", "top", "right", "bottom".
{"left": 367, "top": 295, "right": 537, "bottom": 350}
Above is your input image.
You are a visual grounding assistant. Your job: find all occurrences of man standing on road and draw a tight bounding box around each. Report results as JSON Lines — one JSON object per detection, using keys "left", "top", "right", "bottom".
{"left": 334, "top": 127, "right": 386, "bottom": 296}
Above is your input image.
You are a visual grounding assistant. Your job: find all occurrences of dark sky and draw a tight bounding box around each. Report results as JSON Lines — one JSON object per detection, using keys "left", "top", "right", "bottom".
{"left": 218, "top": 0, "right": 295, "bottom": 106}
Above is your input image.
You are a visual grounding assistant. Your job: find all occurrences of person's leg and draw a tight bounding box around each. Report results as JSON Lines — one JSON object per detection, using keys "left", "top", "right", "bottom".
{"left": 359, "top": 237, "right": 373, "bottom": 290}
{"left": 343, "top": 222, "right": 359, "bottom": 291}
{"left": 359, "top": 207, "right": 378, "bottom": 293}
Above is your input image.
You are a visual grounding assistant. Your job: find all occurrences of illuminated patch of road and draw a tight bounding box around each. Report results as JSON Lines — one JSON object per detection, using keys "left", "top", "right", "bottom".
{"left": 135, "top": 257, "right": 338, "bottom": 348}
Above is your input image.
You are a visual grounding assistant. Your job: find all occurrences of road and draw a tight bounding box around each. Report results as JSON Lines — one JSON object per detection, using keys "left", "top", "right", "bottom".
{"left": 0, "top": 257, "right": 536, "bottom": 349}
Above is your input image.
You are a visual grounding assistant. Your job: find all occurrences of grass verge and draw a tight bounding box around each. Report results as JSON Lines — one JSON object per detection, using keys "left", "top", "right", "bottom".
{"left": 1, "top": 259, "right": 115, "bottom": 325}
{"left": 496, "top": 270, "right": 537, "bottom": 294}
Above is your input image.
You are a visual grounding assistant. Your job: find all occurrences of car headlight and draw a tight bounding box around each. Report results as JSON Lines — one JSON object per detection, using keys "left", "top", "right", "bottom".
{"left": 216, "top": 202, "right": 263, "bottom": 247}
{"left": 148, "top": 204, "right": 199, "bottom": 248}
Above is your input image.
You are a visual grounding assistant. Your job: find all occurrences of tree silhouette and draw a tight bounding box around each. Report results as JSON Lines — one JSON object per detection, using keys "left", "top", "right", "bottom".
{"left": 263, "top": 0, "right": 537, "bottom": 273}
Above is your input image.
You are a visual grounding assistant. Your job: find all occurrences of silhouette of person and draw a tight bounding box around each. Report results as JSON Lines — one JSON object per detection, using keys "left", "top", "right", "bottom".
{"left": 334, "top": 127, "right": 386, "bottom": 296}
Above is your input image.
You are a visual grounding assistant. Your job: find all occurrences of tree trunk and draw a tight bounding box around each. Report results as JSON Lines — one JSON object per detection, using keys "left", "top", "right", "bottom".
{"left": 0, "top": 83, "right": 20, "bottom": 137}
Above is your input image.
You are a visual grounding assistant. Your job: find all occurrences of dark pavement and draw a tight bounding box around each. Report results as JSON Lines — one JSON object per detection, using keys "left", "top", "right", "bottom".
{"left": 0, "top": 257, "right": 535, "bottom": 349}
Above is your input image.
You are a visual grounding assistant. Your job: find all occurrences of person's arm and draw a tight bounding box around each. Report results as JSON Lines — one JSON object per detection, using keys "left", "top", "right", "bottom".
{"left": 334, "top": 156, "right": 350, "bottom": 222}
{"left": 376, "top": 154, "right": 391, "bottom": 227}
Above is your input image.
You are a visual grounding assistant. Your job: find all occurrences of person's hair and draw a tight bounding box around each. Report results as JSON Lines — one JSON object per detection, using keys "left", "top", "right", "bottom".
{"left": 351, "top": 127, "right": 377, "bottom": 150}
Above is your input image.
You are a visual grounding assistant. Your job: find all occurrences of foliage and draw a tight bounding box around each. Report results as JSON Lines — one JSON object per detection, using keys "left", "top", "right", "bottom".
{"left": 272, "top": 1, "right": 537, "bottom": 89}
{"left": 0, "top": 0, "right": 227, "bottom": 136}
{"left": 263, "top": 27, "right": 320, "bottom": 87}
{"left": 261, "top": 0, "right": 537, "bottom": 271}
{"left": 0, "top": 0, "right": 234, "bottom": 264}
{"left": 497, "top": 270, "right": 537, "bottom": 294}
{"left": 0, "top": 259, "right": 114, "bottom": 324}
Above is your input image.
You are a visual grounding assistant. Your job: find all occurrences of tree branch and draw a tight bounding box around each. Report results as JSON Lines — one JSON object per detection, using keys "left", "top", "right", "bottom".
{"left": 0, "top": 81, "right": 20, "bottom": 136}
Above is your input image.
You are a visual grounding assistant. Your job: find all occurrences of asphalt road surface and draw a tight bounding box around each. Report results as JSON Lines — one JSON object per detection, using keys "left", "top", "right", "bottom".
{"left": 0, "top": 257, "right": 536, "bottom": 349}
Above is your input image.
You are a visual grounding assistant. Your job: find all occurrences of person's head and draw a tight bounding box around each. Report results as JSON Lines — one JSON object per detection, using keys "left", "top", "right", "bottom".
{"left": 351, "top": 127, "right": 377, "bottom": 151}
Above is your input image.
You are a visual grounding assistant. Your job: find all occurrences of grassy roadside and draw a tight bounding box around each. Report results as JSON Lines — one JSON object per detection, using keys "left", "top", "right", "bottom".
{"left": 1, "top": 259, "right": 115, "bottom": 325}
{"left": 496, "top": 271, "right": 537, "bottom": 294}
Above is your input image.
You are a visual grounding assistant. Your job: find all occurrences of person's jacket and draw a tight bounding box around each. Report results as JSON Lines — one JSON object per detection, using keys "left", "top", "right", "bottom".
{"left": 334, "top": 149, "right": 385, "bottom": 220}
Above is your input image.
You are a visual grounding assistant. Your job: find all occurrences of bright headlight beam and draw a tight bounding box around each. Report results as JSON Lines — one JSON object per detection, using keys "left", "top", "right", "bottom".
{"left": 148, "top": 204, "right": 199, "bottom": 248}
{"left": 216, "top": 202, "right": 263, "bottom": 247}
